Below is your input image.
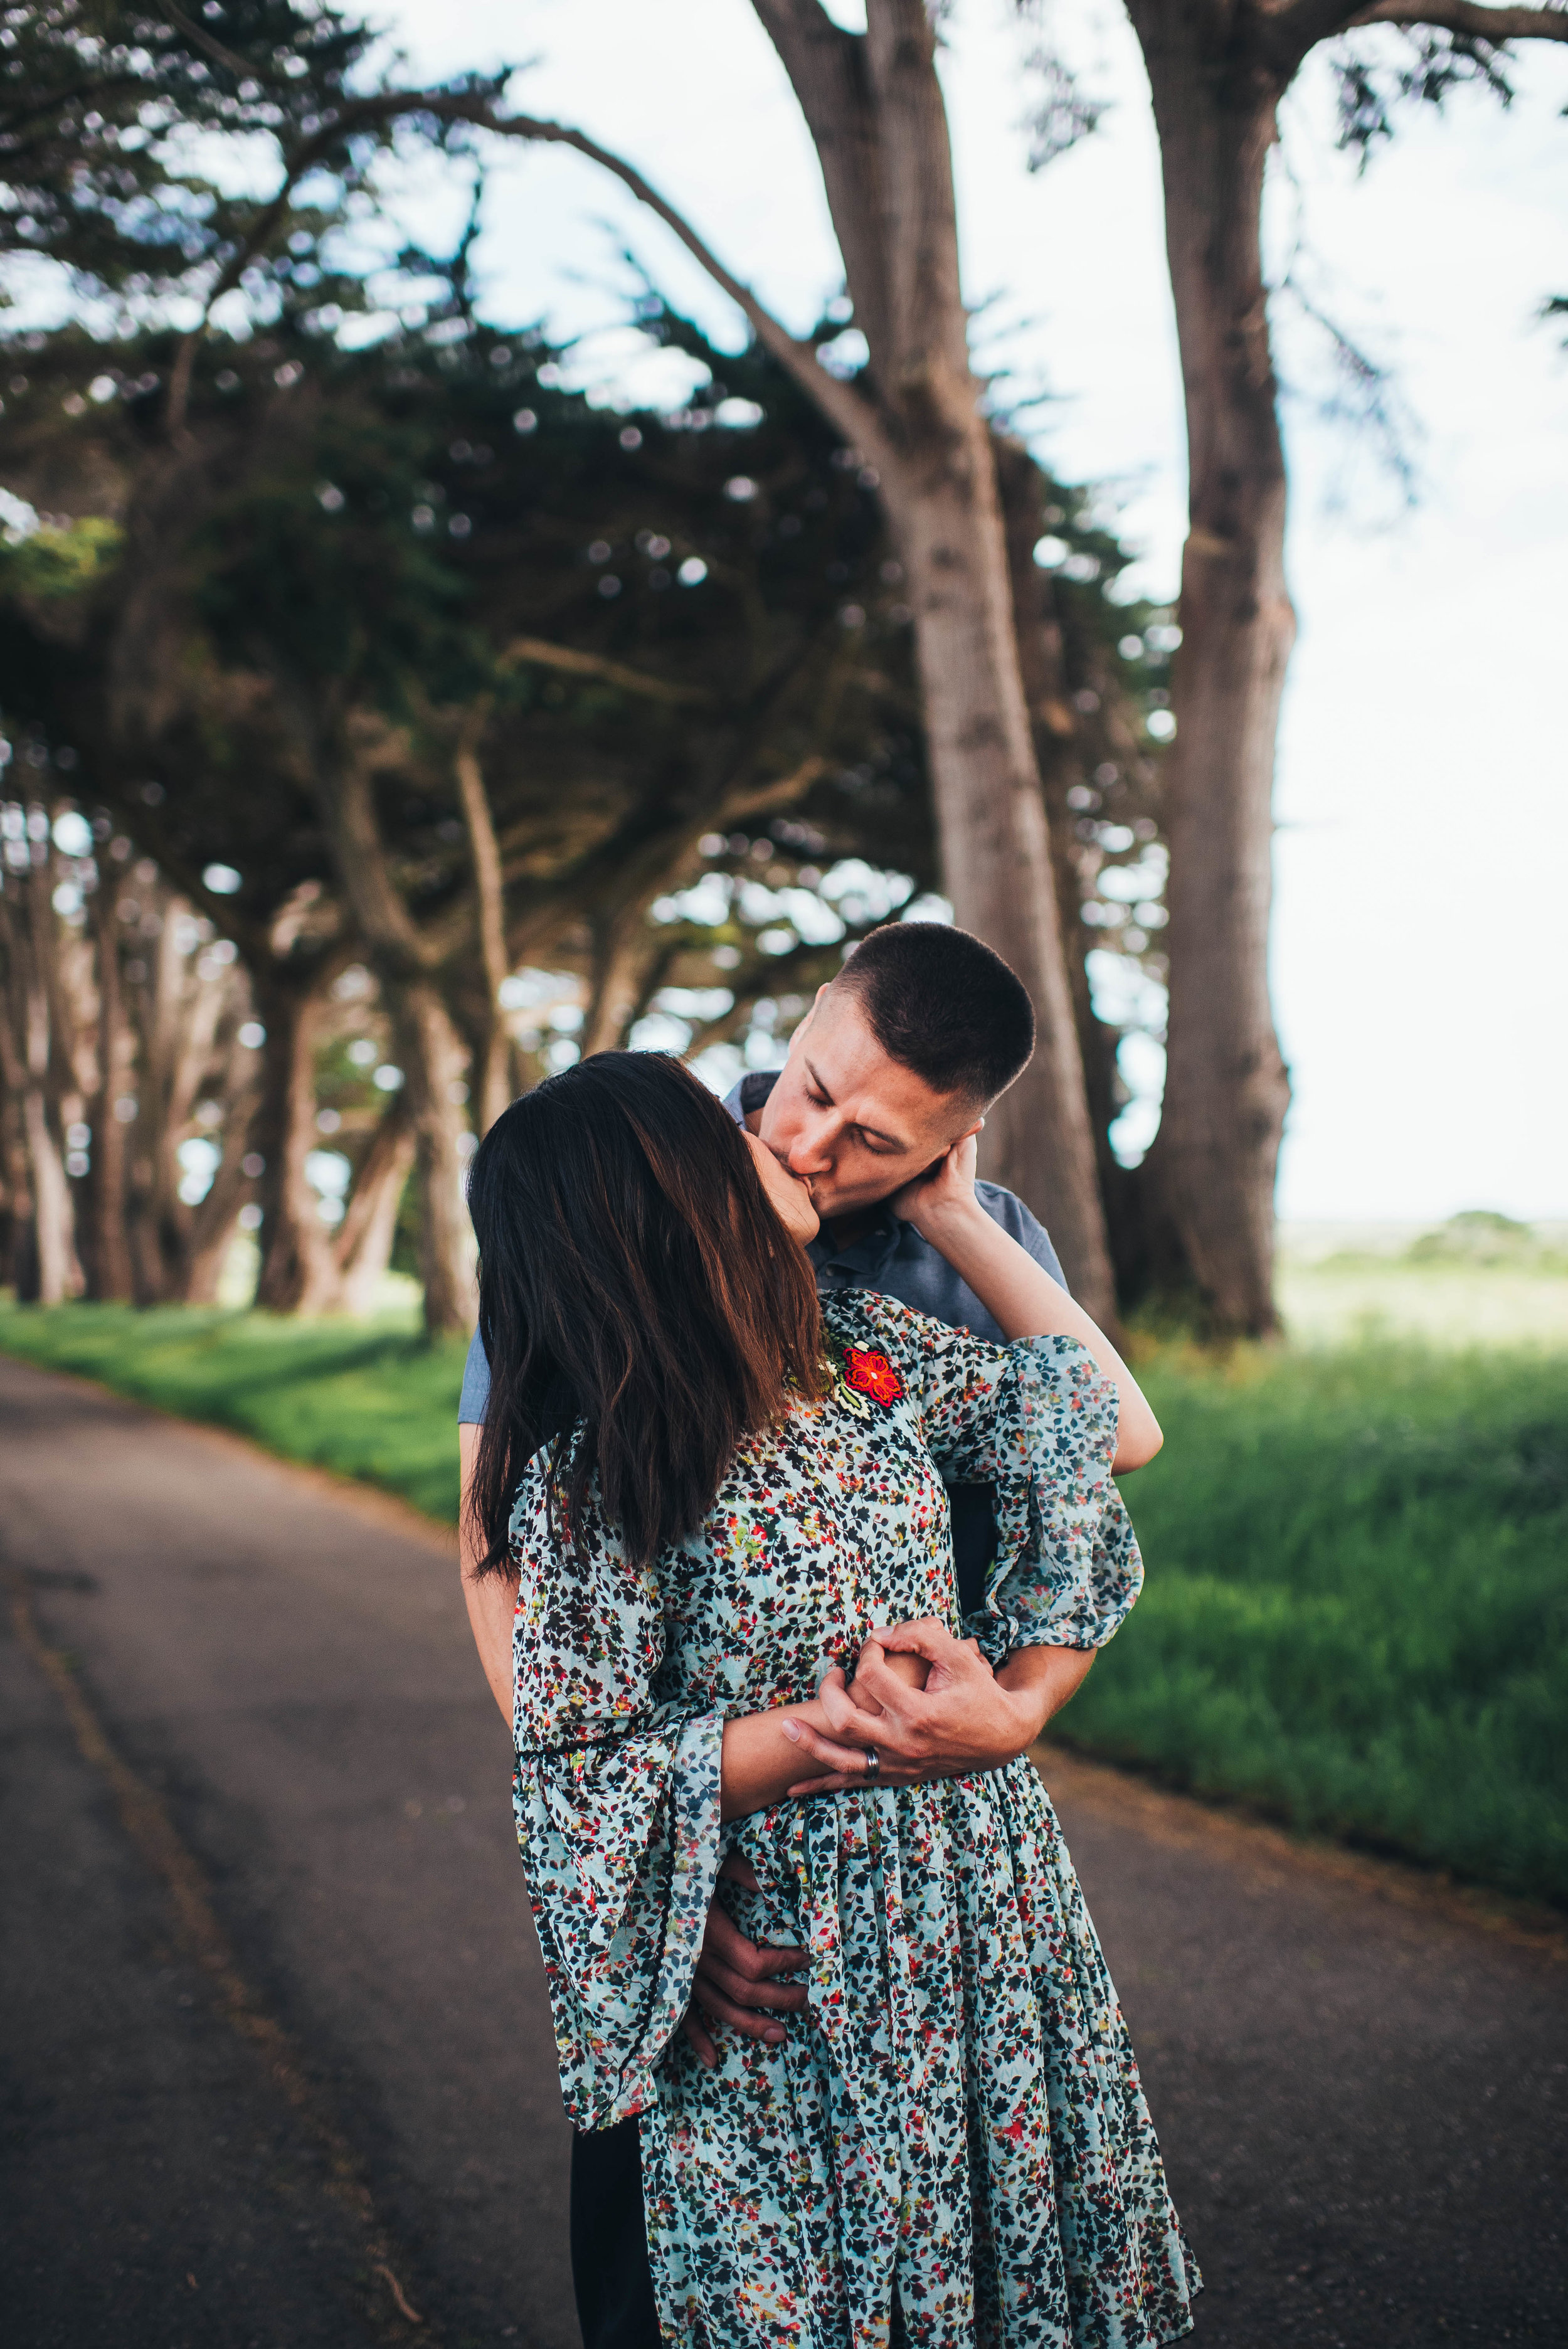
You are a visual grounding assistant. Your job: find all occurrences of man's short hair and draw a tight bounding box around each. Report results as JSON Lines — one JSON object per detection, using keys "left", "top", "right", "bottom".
{"left": 833, "top": 923, "right": 1036, "bottom": 1105}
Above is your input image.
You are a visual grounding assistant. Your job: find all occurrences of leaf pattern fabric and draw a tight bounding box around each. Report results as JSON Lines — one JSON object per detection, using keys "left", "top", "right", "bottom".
{"left": 512, "top": 1292, "right": 1199, "bottom": 2346}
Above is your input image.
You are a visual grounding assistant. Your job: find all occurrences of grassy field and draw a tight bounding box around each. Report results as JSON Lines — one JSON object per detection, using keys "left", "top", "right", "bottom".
{"left": 3, "top": 1233, "right": 1565, "bottom": 1906}
{"left": 1067, "top": 1337, "right": 1568, "bottom": 1905}
{"left": 0, "top": 1298, "right": 470, "bottom": 1526}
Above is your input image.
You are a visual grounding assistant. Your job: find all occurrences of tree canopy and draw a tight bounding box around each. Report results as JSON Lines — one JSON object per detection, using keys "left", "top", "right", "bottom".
{"left": 0, "top": 0, "right": 1177, "bottom": 1325}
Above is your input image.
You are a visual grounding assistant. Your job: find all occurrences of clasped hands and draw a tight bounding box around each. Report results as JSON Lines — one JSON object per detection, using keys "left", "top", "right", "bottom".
{"left": 684, "top": 1615, "right": 1053, "bottom": 2068}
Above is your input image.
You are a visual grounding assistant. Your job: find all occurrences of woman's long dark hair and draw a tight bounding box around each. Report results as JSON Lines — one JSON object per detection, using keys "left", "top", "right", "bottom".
{"left": 465, "top": 1051, "right": 825, "bottom": 1575}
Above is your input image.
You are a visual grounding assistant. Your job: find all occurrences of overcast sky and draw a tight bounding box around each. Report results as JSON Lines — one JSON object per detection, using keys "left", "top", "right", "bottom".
{"left": 381, "top": 0, "right": 1568, "bottom": 1224}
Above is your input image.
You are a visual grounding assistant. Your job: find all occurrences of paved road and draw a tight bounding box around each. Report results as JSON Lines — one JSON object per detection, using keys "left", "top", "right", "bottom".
{"left": 3, "top": 1354, "right": 1565, "bottom": 2349}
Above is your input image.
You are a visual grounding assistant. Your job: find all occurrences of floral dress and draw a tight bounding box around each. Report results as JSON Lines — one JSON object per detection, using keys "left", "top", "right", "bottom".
{"left": 511, "top": 1290, "right": 1200, "bottom": 2348}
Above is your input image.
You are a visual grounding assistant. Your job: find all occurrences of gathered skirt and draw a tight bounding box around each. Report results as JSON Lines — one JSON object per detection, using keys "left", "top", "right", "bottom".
{"left": 637, "top": 1756, "right": 1200, "bottom": 2348}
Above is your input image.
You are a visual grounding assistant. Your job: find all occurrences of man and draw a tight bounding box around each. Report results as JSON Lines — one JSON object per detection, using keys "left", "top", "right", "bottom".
{"left": 457, "top": 923, "right": 1103, "bottom": 2349}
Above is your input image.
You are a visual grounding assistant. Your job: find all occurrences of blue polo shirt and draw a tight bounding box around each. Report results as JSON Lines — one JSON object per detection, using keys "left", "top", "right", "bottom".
{"left": 458, "top": 1069, "right": 1067, "bottom": 1612}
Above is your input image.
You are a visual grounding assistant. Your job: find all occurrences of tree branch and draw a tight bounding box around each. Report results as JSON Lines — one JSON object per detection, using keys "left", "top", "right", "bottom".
{"left": 453, "top": 703, "right": 512, "bottom": 1134}
{"left": 497, "top": 635, "right": 716, "bottom": 705}
{"left": 505, "top": 753, "right": 828, "bottom": 965}
{"left": 455, "top": 712, "right": 507, "bottom": 1009}
{"left": 164, "top": 81, "right": 893, "bottom": 469}
{"left": 319, "top": 745, "right": 447, "bottom": 980}
{"left": 1272, "top": 0, "right": 1567, "bottom": 63}
{"left": 1344, "top": 0, "right": 1568, "bottom": 33}
{"left": 479, "top": 109, "right": 893, "bottom": 469}
{"left": 750, "top": 0, "right": 894, "bottom": 369}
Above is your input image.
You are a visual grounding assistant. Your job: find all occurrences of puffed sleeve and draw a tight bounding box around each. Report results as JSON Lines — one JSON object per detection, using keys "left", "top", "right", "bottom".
{"left": 508, "top": 1446, "right": 725, "bottom": 2132}
{"left": 852, "top": 1294, "right": 1144, "bottom": 1662}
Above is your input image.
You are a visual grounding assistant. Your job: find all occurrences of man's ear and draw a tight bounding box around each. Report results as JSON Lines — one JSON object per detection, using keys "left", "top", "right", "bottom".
{"left": 790, "top": 986, "right": 829, "bottom": 1046}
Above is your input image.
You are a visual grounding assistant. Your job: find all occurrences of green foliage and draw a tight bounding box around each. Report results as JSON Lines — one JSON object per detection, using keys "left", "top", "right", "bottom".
{"left": 0, "top": 514, "right": 122, "bottom": 599}
{"left": 1071, "top": 1340, "right": 1568, "bottom": 1906}
{"left": 1405, "top": 1209, "right": 1562, "bottom": 1268}
{"left": 0, "top": 0, "right": 499, "bottom": 323}
{"left": 0, "top": 16, "right": 1179, "bottom": 1262}
{"left": 3, "top": 1295, "right": 1564, "bottom": 1905}
{"left": 0, "top": 1298, "right": 467, "bottom": 1522}
{"left": 0, "top": 304, "right": 935, "bottom": 957}
{"left": 1329, "top": 24, "right": 1518, "bottom": 166}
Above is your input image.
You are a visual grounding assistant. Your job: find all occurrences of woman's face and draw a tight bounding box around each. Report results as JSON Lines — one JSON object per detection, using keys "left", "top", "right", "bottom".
{"left": 742, "top": 1128, "right": 820, "bottom": 1244}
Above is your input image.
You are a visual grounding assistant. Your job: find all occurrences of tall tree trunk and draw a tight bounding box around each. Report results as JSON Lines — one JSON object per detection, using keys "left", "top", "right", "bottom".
{"left": 318, "top": 753, "right": 474, "bottom": 1335}
{"left": 333, "top": 1099, "right": 416, "bottom": 1318}
{"left": 580, "top": 907, "right": 653, "bottom": 1059}
{"left": 751, "top": 0, "right": 1116, "bottom": 1325}
{"left": 250, "top": 976, "right": 342, "bottom": 1313}
{"left": 894, "top": 452, "right": 1111, "bottom": 1318}
{"left": 454, "top": 719, "right": 513, "bottom": 1137}
{"left": 181, "top": 1043, "right": 262, "bottom": 1305}
{"left": 124, "top": 888, "right": 181, "bottom": 1303}
{"left": 0, "top": 866, "right": 82, "bottom": 1303}
{"left": 85, "top": 869, "right": 134, "bottom": 1300}
{"left": 0, "top": 1090, "right": 33, "bottom": 1298}
{"left": 21, "top": 1083, "right": 75, "bottom": 1303}
{"left": 1130, "top": 25, "right": 1294, "bottom": 1334}
{"left": 994, "top": 436, "right": 1184, "bottom": 1305}
{"left": 994, "top": 435, "right": 1138, "bottom": 1281}
{"left": 182, "top": 1188, "right": 247, "bottom": 1305}
{"left": 389, "top": 978, "right": 473, "bottom": 1336}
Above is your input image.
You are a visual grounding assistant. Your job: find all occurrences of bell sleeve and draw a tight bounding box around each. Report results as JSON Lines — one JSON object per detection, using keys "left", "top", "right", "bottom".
{"left": 856, "top": 1294, "right": 1145, "bottom": 1663}
{"left": 508, "top": 1451, "right": 726, "bottom": 2132}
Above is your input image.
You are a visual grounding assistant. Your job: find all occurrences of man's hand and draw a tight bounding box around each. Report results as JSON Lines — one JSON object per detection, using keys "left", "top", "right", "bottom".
{"left": 780, "top": 1620, "right": 1090, "bottom": 1795}
{"left": 681, "top": 1855, "right": 809, "bottom": 2069}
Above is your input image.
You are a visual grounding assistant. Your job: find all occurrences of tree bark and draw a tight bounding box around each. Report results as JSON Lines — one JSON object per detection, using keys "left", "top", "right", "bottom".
{"left": 0, "top": 862, "right": 82, "bottom": 1303}
{"left": 895, "top": 453, "right": 1113, "bottom": 1320}
{"left": 751, "top": 0, "right": 1117, "bottom": 1325}
{"left": 85, "top": 867, "right": 135, "bottom": 1300}
{"left": 22, "top": 1083, "right": 75, "bottom": 1303}
{"left": 389, "top": 978, "right": 473, "bottom": 1336}
{"left": 250, "top": 976, "right": 342, "bottom": 1313}
{"left": 580, "top": 908, "right": 654, "bottom": 1059}
{"left": 123, "top": 893, "right": 181, "bottom": 1304}
{"left": 180, "top": 1030, "right": 262, "bottom": 1306}
{"left": 996, "top": 439, "right": 1142, "bottom": 1286}
{"left": 318, "top": 751, "right": 474, "bottom": 1336}
{"left": 1129, "top": 16, "right": 1295, "bottom": 1333}
{"left": 333, "top": 1098, "right": 416, "bottom": 1318}
{"left": 0, "top": 888, "right": 40, "bottom": 1300}
{"left": 453, "top": 716, "right": 512, "bottom": 1137}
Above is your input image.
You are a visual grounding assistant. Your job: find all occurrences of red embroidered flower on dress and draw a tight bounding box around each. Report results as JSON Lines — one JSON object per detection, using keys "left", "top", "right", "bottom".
{"left": 842, "top": 1346, "right": 905, "bottom": 1406}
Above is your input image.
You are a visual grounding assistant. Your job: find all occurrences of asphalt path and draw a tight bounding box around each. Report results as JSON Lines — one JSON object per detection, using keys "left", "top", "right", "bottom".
{"left": 3, "top": 1352, "right": 1565, "bottom": 2348}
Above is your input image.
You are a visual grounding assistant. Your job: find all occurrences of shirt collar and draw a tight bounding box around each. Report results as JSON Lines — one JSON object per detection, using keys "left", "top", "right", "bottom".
{"left": 810, "top": 1202, "right": 900, "bottom": 1275}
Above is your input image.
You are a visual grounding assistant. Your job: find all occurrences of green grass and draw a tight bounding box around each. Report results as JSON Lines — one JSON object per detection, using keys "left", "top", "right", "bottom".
{"left": 1067, "top": 1340, "right": 1568, "bottom": 1906}
{"left": 4, "top": 1288, "right": 1566, "bottom": 1906}
{"left": 0, "top": 1299, "right": 470, "bottom": 1526}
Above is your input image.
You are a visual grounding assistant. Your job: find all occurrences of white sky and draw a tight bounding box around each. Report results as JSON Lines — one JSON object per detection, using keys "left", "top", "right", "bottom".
{"left": 378, "top": 0, "right": 1568, "bottom": 1222}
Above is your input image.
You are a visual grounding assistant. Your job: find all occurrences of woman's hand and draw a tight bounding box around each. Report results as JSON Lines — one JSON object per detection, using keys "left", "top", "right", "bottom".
{"left": 721, "top": 1685, "right": 903, "bottom": 1821}
{"left": 887, "top": 1130, "right": 980, "bottom": 1230}
{"left": 780, "top": 1621, "right": 1037, "bottom": 1795}
{"left": 883, "top": 1151, "right": 1164, "bottom": 1473}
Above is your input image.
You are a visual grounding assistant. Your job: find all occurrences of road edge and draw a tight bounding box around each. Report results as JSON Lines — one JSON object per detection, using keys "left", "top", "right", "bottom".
{"left": 6, "top": 1346, "right": 1562, "bottom": 1963}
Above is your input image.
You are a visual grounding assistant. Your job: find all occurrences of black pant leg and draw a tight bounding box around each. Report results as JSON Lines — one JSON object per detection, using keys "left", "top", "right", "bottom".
{"left": 569, "top": 2116, "right": 661, "bottom": 2349}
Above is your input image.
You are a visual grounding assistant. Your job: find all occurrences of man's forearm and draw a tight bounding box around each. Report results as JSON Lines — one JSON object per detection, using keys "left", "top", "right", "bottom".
{"left": 995, "top": 1642, "right": 1094, "bottom": 1744}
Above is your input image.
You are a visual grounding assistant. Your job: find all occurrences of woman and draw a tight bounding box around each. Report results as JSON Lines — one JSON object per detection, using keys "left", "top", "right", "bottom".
{"left": 466, "top": 1051, "right": 1199, "bottom": 2348}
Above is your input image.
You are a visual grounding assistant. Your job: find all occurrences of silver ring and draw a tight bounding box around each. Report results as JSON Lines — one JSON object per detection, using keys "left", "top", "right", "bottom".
{"left": 863, "top": 1745, "right": 881, "bottom": 1783}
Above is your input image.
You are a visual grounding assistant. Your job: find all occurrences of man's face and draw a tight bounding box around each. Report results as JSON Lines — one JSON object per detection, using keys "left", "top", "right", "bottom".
{"left": 752, "top": 985, "right": 980, "bottom": 1222}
